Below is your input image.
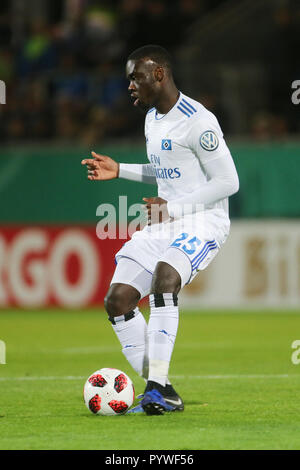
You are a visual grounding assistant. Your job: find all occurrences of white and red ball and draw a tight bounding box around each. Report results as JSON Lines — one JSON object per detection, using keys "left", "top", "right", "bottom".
{"left": 83, "top": 368, "right": 135, "bottom": 416}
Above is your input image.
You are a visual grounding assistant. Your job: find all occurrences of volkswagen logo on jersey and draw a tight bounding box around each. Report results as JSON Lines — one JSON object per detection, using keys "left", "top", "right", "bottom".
{"left": 161, "top": 139, "right": 172, "bottom": 150}
{"left": 199, "top": 130, "right": 219, "bottom": 151}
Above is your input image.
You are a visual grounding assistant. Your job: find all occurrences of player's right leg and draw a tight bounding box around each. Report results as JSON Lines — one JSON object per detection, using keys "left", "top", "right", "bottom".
{"left": 104, "top": 257, "right": 152, "bottom": 381}
{"left": 105, "top": 257, "right": 183, "bottom": 413}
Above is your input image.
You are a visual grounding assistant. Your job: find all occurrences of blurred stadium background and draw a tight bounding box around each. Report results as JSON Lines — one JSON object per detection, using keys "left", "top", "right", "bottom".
{"left": 0, "top": 0, "right": 300, "bottom": 310}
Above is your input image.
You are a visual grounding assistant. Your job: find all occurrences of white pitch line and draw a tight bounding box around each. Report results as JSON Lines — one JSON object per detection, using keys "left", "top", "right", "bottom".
{"left": 0, "top": 374, "right": 297, "bottom": 382}
{"left": 171, "top": 374, "right": 292, "bottom": 379}
{"left": 0, "top": 375, "right": 85, "bottom": 382}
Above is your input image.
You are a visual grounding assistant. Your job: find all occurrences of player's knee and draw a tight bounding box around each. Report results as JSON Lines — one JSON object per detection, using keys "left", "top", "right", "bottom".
{"left": 104, "top": 283, "right": 140, "bottom": 317}
{"left": 151, "top": 262, "right": 181, "bottom": 294}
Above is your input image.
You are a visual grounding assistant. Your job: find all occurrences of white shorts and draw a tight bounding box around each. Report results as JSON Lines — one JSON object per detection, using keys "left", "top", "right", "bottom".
{"left": 114, "top": 210, "right": 230, "bottom": 289}
{"left": 110, "top": 257, "right": 153, "bottom": 299}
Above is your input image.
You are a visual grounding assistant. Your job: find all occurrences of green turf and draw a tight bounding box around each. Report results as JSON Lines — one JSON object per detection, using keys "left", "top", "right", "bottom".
{"left": 0, "top": 309, "right": 300, "bottom": 450}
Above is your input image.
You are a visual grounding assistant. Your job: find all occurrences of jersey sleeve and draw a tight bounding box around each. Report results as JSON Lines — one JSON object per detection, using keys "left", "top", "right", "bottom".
{"left": 187, "top": 114, "right": 231, "bottom": 164}
{"left": 119, "top": 163, "right": 156, "bottom": 185}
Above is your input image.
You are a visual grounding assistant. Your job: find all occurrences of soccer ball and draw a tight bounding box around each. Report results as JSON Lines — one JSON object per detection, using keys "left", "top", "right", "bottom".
{"left": 83, "top": 368, "right": 135, "bottom": 416}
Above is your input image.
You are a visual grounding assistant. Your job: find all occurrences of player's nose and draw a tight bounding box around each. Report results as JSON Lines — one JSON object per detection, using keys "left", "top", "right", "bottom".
{"left": 128, "top": 82, "right": 136, "bottom": 91}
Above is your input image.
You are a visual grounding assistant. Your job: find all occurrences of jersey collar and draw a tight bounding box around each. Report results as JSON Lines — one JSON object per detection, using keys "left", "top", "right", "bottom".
{"left": 154, "top": 91, "right": 182, "bottom": 120}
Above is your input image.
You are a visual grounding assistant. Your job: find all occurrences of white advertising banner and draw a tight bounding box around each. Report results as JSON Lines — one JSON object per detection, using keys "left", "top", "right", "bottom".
{"left": 180, "top": 220, "right": 300, "bottom": 309}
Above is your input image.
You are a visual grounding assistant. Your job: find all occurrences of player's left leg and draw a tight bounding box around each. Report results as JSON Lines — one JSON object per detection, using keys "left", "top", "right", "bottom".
{"left": 140, "top": 260, "right": 183, "bottom": 415}
{"left": 147, "top": 261, "right": 181, "bottom": 387}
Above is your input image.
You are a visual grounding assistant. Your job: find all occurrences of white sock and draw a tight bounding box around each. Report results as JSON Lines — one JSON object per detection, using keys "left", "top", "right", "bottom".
{"left": 109, "top": 307, "right": 149, "bottom": 380}
{"left": 147, "top": 293, "right": 179, "bottom": 387}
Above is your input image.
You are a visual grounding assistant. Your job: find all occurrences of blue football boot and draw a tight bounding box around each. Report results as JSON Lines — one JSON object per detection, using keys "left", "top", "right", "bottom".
{"left": 141, "top": 389, "right": 176, "bottom": 415}
{"left": 127, "top": 382, "right": 184, "bottom": 414}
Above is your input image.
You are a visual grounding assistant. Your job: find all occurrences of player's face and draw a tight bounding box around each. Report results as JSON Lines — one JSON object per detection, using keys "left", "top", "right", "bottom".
{"left": 126, "top": 59, "right": 159, "bottom": 110}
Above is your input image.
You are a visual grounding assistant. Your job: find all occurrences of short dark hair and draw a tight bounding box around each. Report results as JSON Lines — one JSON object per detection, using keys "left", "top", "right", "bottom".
{"left": 127, "top": 45, "right": 173, "bottom": 72}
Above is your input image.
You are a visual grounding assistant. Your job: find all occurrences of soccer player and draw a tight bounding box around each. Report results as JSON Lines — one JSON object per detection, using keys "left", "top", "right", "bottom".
{"left": 81, "top": 45, "right": 239, "bottom": 415}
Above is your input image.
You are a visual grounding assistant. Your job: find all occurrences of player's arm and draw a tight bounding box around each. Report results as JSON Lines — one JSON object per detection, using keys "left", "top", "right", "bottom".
{"left": 81, "top": 151, "right": 156, "bottom": 184}
{"left": 167, "top": 152, "right": 239, "bottom": 217}
{"left": 119, "top": 163, "right": 156, "bottom": 185}
{"left": 167, "top": 125, "right": 239, "bottom": 218}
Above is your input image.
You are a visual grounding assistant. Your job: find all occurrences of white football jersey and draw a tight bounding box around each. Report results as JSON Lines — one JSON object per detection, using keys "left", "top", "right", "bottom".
{"left": 144, "top": 91, "right": 233, "bottom": 217}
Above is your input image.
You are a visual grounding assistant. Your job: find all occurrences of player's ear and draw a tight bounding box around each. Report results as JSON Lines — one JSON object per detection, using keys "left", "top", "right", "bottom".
{"left": 154, "top": 66, "right": 164, "bottom": 82}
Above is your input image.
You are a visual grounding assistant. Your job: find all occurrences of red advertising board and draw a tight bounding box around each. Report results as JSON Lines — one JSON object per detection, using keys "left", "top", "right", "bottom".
{"left": 0, "top": 226, "right": 126, "bottom": 308}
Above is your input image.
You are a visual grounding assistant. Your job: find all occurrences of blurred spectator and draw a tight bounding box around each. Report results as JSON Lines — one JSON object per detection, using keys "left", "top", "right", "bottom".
{"left": 140, "top": 1, "right": 180, "bottom": 51}
{"left": 117, "top": 0, "right": 145, "bottom": 57}
{"left": 2, "top": 92, "right": 27, "bottom": 141}
{"left": 51, "top": 52, "right": 90, "bottom": 142}
{"left": 272, "top": 115, "right": 289, "bottom": 139}
{"left": 196, "top": 92, "right": 229, "bottom": 135}
{"left": 251, "top": 112, "right": 274, "bottom": 141}
{"left": 251, "top": 111, "right": 289, "bottom": 141}
{"left": 55, "top": 111, "right": 79, "bottom": 141}
{"left": 52, "top": 52, "right": 89, "bottom": 104}
{"left": 80, "top": 106, "right": 108, "bottom": 146}
{"left": 83, "top": 0, "right": 122, "bottom": 65}
{"left": 16, "top": 19, "right": 58, "bottom": 77}
{"left": 0, "top": 2, "right": 12, "bottom": 47}
{"left": 22, "top": 79, "right": 53, "bottom": 139}
{"left": 0, "top": 48, "right": 14, "bottom": 83}
{"left": 178, "top": 0, "right": 202, "bottom": 32}
{"left": 91, "top": 61, "right": 128, "bottom": 109}
{"left": 53, "top": 12, "right": 89, "bottom": 66}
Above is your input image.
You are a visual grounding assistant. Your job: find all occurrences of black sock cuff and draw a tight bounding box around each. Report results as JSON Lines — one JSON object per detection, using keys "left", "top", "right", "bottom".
{"left": 149, "top": 293, "right": 178, "bottom": 308}
{"left": 108, "top": 310, "right": 136, "bottom": 325}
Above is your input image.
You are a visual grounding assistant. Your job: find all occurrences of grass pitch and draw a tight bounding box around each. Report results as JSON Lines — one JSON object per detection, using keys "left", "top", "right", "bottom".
{"left": 0, "top": 309, "right": 300, "bottom": 450}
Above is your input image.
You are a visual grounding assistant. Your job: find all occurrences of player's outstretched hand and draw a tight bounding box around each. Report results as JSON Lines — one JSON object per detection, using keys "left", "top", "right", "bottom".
{"left": 81, "top": 151, "right": 119, "bottom": 181}
{"left": 143, "top": 197, "right": 169, "bottom": 225}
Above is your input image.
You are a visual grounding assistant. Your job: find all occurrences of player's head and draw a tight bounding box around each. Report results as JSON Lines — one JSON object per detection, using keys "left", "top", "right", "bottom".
{"left": 126, "top": 45, "right": 174, "bottom": 109}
